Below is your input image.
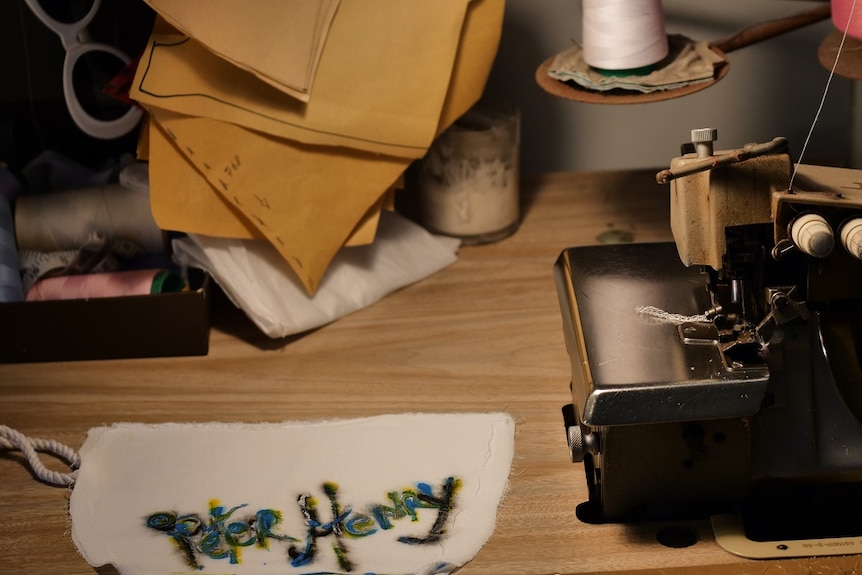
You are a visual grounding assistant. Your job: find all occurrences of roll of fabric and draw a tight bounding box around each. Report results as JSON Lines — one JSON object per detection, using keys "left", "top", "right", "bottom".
{"left": 25, "top": 269, "right": 185, "bottom": 302}
{"left": 18, "top": 249, "right": 81, "bottom": 293}
{"left": 14, "top": 184, "right": 166, "bottom": 255}
{"left": 18, "top": 230, "right": 148, "bottom": 292}
{"left": 0, "top": 193, "right": 24, "bottom": 302}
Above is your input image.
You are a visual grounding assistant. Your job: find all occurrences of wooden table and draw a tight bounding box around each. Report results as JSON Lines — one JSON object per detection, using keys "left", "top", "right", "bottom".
{"left": 1, "top": 169, "right": 857, "bottom": 575}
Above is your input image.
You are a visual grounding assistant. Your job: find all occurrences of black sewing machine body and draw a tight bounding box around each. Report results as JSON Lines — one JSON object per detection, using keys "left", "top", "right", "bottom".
{"left": 556, "top": 134, "right": 862, "bottom": 554}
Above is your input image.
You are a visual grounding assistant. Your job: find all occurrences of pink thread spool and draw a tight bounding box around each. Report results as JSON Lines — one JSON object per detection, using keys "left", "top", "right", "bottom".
{"left": 832, "top": 0, "right": 862, "bottom": 40}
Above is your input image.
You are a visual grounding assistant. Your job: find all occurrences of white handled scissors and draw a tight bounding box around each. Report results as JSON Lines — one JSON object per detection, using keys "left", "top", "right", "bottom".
{"left": 24, "top": 0, "right": 143, "bottom": 140}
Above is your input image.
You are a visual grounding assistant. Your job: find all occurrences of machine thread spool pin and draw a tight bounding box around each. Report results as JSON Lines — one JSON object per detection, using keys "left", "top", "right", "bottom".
{"left": 839, "top": 217, "right": 862, "bottom": 259}
{"left": 790, "top": 213, "right": 835, "bottom": 258}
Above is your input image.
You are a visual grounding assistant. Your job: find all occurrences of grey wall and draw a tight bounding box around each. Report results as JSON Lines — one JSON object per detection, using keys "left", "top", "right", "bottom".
{"left": 484, "top": 1, "right": 853, "bottom": 174}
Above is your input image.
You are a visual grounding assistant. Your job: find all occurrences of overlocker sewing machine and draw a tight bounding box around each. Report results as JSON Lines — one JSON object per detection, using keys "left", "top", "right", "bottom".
{"left": 555, "top": 129, "right": 862, "bottom": 557}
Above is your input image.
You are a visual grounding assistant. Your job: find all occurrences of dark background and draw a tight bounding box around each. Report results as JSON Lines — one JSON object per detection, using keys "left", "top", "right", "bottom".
{"left": 0, "top": 0, "right": 156, "bottom": 177}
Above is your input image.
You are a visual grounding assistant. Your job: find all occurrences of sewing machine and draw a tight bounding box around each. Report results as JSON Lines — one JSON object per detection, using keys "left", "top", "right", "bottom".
{"left": 555, "top": 129, "right": 862, "bottom": 557}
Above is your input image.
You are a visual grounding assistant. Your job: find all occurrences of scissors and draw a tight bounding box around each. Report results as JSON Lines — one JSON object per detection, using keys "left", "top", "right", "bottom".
{"left": 24, "top": 0, "right": 143, "bottom": 140}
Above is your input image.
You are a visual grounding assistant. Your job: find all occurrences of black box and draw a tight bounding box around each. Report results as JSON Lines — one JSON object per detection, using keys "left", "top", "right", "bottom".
{"left": 0, "top": 272, "right": 210, "bottom": 363}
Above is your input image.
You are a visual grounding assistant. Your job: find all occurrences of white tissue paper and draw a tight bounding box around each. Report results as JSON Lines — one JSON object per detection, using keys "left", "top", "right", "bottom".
{"left": 70, "top": 413, "right": 515, "bottom": 575}
{"left": 172, "top": 210, "right": 460, "bottom": 337}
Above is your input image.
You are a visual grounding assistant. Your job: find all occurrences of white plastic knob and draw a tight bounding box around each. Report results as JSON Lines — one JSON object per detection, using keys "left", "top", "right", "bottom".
{"left": 840, "top": 218, "right": 862, "bottom": 260}
{"left": 691, "top": 128, "right": 718, "bottom": 158}
{"left": 790, "top": 213, "right": 834, "bottom": 258}
{"left": 691, "top": 128, "right": 718, "bottom": 143}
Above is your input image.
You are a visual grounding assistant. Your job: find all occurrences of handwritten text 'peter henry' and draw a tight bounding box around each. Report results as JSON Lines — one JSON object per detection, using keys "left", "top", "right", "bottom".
{"left": 146, "top": 477, "right": 460, "bottom": 572}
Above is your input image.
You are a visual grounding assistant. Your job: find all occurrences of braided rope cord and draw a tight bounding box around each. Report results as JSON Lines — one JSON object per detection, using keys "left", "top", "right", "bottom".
{"left": 0, "top": 425, "right": 79, "bottom": 486}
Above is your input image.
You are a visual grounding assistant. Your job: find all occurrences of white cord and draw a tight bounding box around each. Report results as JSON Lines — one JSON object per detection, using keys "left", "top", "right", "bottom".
{"left": 0, "top": 425, "right": 79, "bottom": 486}
{"left": 636, "top": 305, "right": 709, "bottom": 324}
{"left": 789, "top": 0, "right": 857, "bottom": 191}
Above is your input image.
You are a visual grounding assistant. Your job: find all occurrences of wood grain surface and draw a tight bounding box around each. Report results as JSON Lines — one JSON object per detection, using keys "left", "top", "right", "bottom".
{"left": 2, "top": 169, "right": 859, "bottom": 575}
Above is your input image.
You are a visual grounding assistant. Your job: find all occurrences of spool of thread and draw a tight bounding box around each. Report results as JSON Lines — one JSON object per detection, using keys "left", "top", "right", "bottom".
{"left": 832, "top": 0, "right": 862, "bottom": 41}
{"left": 26, "top": 269, "right": 185, "bottom": 301}
{"left": 0, "top": 194, "right": 24, "bottom": 302}
{"left": 14, "top": 184, "right": 165, "bottom": 255}
{"left": 582, "top": 0, "right": 669, "bottom": 73}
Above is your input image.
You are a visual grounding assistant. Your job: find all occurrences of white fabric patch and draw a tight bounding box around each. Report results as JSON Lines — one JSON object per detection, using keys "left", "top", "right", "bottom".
{"left": 70, "top": 413, "right": 514, "bottom": 575}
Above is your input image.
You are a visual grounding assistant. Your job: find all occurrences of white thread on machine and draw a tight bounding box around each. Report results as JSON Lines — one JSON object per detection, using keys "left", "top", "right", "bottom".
{"left": 636, "top": 305, "right": 709, "bottom": 324}
{"left": 789, "top": 0, "right": 857, "bottom": 191}
{"left": 581, "top": 0, "right": 669, "bottom": 71}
